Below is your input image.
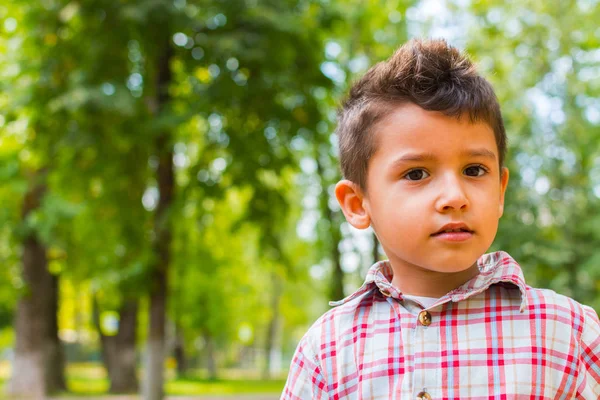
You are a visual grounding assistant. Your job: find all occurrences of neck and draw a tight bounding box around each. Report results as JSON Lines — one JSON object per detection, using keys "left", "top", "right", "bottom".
{"left": 389, "top": 261, "right": 480, "bottom": 298}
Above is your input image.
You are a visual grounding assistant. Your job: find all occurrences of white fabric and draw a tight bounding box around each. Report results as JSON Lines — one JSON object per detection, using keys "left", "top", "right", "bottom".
{"left": 403, "top": 294, "right": 439, "bottom": 308}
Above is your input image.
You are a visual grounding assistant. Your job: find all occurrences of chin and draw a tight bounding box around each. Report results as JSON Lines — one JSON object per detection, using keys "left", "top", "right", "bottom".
{"left": 426, "top": 259, "right": 479, "bottom": 274}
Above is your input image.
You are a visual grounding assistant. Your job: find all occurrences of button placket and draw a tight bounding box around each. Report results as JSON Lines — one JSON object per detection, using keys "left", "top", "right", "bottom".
{"left": 412, "top": 309, "right": 439, "bottom": 399}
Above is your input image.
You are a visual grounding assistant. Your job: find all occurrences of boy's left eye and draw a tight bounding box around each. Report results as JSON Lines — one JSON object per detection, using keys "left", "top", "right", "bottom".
{"left": 464, "top": 165, "right": 487, "bottom": 177}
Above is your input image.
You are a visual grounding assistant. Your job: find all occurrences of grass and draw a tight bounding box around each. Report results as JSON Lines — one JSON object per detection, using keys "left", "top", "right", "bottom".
{"left": 66, "top": 363, "right": 109, "bottom": 394}
{"left": 165, "top": 378, "right": 285, "bottom": 395}
{"left": 0, "top": 361, "right": 285, "bottom": 396}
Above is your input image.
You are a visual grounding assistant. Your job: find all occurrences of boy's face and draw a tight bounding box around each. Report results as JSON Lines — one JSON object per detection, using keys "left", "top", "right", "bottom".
{"left": 336, "top": 104, "right": 509, "bottom": 276}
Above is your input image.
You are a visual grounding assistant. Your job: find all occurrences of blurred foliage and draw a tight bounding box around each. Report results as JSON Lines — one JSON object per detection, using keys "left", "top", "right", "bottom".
{"left": 1, "top": 0, "right": 600, "bottom": 394}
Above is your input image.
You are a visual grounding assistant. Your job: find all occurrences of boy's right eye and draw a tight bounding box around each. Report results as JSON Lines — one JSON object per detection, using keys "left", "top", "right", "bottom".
{"left": 403, "top": 169, "right": 429, "bottom": 181}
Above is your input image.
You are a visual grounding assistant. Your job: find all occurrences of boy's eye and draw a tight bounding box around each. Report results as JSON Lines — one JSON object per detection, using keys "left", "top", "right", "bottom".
{"left": 404, "top": 169, "right": 430, "bottom": 181}
{"left": 464, "top": 165, "right": 487, "bottom": 177}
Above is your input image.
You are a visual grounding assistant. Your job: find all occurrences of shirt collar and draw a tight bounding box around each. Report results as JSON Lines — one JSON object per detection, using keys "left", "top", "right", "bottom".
{"left": 329, "top": 251, "right": 529, "bottom": 312}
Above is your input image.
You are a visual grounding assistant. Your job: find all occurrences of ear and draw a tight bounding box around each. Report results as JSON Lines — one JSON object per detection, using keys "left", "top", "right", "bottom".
{"left": 335, "top": 180, "right": 371, "bottom": 229}
{"left": 498, "top": 167, "right": 509, "bottom": 217}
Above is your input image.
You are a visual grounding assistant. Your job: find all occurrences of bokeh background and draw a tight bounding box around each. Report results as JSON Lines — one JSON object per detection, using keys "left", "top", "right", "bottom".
{"left": 1, "top": 0, "right": 600, "bottom": 398}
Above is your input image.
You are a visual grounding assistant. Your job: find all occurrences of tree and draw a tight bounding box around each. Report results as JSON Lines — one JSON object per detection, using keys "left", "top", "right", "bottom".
{"left": 0, "top": 1, "right": 91, "bottom": 394}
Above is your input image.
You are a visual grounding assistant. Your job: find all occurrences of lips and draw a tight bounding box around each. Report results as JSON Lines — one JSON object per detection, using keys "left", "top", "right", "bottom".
{"left": 431, "top": 222, "right": 473, "bottom": 236}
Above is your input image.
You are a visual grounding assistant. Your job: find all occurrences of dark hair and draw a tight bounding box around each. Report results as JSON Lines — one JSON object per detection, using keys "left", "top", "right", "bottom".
{"left": 336, "top": 38, "right": 506, "bottom": 191}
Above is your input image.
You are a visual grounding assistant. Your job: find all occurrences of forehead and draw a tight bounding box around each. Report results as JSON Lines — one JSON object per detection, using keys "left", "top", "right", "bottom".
{"left": 371, "top": 103, "right": 498, "bottom": 159}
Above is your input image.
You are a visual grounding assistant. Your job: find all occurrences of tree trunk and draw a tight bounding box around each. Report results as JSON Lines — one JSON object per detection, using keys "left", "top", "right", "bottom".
{"left": 205, "top": 334, "right": 218, "bottom": 380}
{"left": 145, "top": 245, "right": 169, "bottom": 400}
{"left": 9, "top": 236, "right": 50, "bottom": 398}
{"left": 46, "top": 274, "right": 67, "bottom": 393}
{"left": 93, "top": 296, "right": 139, "bottom": 393}
{"left": 110, "top": 300, "right": 138, "bottom": 393}
{"left": 263, "top": 273, "right": 283, "bottom": 380}
{"left": 173, "top": 324, "right": 187, "bottom": 378}
{"left": 142, "top": 37, "right": 174, "bottom": 400}
{"left": 8, "top": 171, "right": 65, "bottom": 397}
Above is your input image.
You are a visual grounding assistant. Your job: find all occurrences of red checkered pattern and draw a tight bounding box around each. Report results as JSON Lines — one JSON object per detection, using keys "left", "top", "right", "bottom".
{"left": 281, "top": 252, "right": 600, "bottom": 399}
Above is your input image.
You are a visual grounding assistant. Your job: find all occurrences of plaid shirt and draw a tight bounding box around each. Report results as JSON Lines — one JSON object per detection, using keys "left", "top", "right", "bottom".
{"left": 281, "top": 251, "right": 600, "bottom": 399}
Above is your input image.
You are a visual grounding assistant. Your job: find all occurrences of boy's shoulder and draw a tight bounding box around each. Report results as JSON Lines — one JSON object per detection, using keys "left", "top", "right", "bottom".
{"left": 523, "top": 285, "right": 599, "bottom": 332}
{"left": 295, "top": 286, "right": 384, "bottom": 356}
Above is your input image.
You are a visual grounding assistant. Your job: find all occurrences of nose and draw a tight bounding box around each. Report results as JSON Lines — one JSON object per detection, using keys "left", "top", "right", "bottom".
{"left": 435, "top": 173, "right": 469, "bottom": 212}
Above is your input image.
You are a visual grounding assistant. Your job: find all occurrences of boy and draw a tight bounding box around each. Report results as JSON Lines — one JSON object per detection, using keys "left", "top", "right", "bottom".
{"left": 281, "top": 39, "right": 600, "bottom": 399}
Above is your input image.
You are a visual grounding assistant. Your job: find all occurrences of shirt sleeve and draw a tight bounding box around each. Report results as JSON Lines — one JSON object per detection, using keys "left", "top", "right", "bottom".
{"left": 280, "top": 335, "right": 328, "bottom": 400}
{"left": 575, "top": 305, "right": 600, "bottom": 399}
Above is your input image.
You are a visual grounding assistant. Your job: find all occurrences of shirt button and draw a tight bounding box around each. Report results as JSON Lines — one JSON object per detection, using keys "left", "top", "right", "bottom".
{"left": 416, "top": 391, "right": 432, "bottom": 399}
{"left": 380, "top": 288, "right": 392, "bottom": 297}
{"left": 418, "top": 310, "right": 432, "bottom": 326}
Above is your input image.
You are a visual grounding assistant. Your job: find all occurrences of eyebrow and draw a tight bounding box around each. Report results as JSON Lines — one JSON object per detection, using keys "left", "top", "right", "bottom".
{"left": 462, "top": 148, "right": 497, "bottom": 161}
{"left": 391, "top": 152, "right": 437, "bottom": 163}
{"left": 390, "top": 148, "right": 497, "bottom": 167}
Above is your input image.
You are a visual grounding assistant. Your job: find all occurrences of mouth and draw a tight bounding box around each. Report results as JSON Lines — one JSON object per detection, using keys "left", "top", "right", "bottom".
{"left": 431, "top": 223, "right": 474, "bottom": 237}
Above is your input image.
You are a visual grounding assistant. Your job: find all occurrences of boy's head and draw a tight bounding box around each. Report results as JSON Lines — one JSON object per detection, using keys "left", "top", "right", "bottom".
{"left": 334, "top": 38, "right": 510, "bottom": 285}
